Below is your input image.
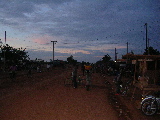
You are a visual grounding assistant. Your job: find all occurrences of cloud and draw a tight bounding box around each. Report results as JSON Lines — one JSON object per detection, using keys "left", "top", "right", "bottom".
{"left": 0, "top": 0, "right": 160, "bottom": 63}
{"left": 31, "top": 34, "right": 54, "bottom": 44}
{"left": 56, "top": 48, "right": 91, "bottom": 54}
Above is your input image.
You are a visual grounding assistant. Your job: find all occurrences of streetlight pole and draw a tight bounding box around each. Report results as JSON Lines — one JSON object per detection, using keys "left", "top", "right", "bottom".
{"left": 115, "top": 48, "right": 118, "bottom": 62}
{"left": 51, "top": 41, "right": 57, "bottom": 65}
{"left": 126, "top": 42, "right": 128, "bottom": 54}
{"left": 145, "top": 23, "right": 148, "bottom": 55}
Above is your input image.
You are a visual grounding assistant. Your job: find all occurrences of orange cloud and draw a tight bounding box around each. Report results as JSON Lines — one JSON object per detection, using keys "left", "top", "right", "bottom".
{"left": 32, "top": 35, "right": 51, "bottom": 44}
{"left": 94, "top": 56, "right": 104, "bottom": 58}
{"left": 56, "top": 48, "right": 91, "bottom": 54}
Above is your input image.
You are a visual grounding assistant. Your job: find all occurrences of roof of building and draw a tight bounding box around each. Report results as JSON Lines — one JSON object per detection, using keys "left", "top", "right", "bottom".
{"left": 122, "top": 54, "right": 160, "bottom": 60}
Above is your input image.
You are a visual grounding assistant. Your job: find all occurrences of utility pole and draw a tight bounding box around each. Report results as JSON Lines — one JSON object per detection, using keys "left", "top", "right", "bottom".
{"left": 5, "top": 31, "right": 6, "bottom": 44}
{"left": 126, "top": 42, "right": 128, "bottom": 54}
{"left": 51, "top": 41, "right": 57, "bottom": 65}
{"left": 145, "top": 23, "right": 148, "bottom": 55}
{"left": 4, "top": 31, "right": 6, "bottom": 70}
{"left": 126, "top": 42, "right": 129, "bottom": 63}
{"left": 115, "top": 48, "right": 118, "bottom": 62}
{"left": 148, "top": 38, "right": 150, "bottom": 55}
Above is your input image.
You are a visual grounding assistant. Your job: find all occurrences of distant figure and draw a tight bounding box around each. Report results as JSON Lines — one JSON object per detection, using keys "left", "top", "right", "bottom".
{"left": 115, "top": 72, "right": 123, "bottom": 94}
{"left": 47, "top": 64, "right": 50, "bottom": 71}
{"left": 85, "top": 69, "right": 92, "bottom": 91}
{"left": 72, "top": 66, "right": 78, "bottom": 88}
{"left": 84, "top": 64, "right": 92, "bottom": 91}
{"left": 37, "top": 65, "right": 42, "bottom": 73}
{"left": 37, "top": 66, "right": 40, "bottom": 73}
{"left": 81, "top": 64, "right": 85, "bottom": 76}
{"left": 9, "top": 64, "right": 17, "bottom": 80}
{"left": 27, "top": 65, "right": 32, "bottom": 78}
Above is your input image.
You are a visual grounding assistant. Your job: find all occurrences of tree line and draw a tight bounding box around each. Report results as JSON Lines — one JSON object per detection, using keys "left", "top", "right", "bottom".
{"left": 0, "top": 44, "right": 159, "bottom": 67}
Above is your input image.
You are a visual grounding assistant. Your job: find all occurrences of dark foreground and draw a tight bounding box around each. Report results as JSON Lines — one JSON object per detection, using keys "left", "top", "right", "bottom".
{"left": 0, "top": 67, "right": 159, "bottom": 120}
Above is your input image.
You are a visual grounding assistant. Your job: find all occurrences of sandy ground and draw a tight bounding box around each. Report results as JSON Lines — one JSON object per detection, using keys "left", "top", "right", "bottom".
{"left": 0, "top": 67, "right": 159, "bottom": 120}
{"left": 0, "top": 67, "right": 119, "bottom": 120}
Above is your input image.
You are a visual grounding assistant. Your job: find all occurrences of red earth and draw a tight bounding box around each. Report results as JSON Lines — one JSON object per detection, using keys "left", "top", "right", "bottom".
{"left": 0, "top": 66, "right": 159, "bottom": 120}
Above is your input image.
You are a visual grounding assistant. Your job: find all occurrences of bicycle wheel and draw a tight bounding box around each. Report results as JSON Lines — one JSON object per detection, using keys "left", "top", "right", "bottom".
{"left": 141, "top": 100, "right": 157, "bottom": 116}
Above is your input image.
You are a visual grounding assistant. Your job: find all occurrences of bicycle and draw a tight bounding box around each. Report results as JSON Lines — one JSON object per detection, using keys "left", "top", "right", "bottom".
{"left": 141, "top": 91, "right": 160, "bottom": 115}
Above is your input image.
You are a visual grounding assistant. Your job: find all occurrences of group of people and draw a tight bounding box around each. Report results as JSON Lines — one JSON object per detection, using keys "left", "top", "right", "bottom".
{"left": 9, "top": 64, "right": 33, "bottom": 79}
{"left": 72, "top": 64, "right": 92, "bottom": 91}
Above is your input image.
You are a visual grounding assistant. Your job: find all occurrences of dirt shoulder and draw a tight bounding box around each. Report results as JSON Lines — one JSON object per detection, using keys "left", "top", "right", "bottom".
{"left": 103, "top": 74, "right": 160, "bottom": 120}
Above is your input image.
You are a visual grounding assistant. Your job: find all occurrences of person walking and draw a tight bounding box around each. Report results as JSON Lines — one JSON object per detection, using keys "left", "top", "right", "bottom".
{"left": 115, "top": 70, "right": 123, "bottom": 95}
{"left": 81, "top": 63, "right": 85, "bottom": 76}
{"left": 72, "top": 66, "right": 78, "bottom": 88}
{"left": 47, "top": 64, "right": 50, "bottom": 71}
{"left": 85, "top": 69, "right": 92, "bottom": 91}
{"left": 9, "top": 64, "right": 17, "bottom": 81}
{"left": 27, "top": 65, "right": 32, "bottom": 78}
{"left": 84, "top": 64, "right": 92, "bottom": 91}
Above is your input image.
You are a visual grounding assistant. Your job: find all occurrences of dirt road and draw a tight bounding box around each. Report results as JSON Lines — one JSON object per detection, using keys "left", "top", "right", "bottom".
{"left": 0, "top": 68, "right": 119, "bottom": 120}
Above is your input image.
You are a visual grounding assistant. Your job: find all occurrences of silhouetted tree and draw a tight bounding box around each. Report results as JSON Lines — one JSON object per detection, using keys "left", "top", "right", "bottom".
{"left": 143, "top": 46, "right": 160, "bottom": 55}
{"left": 67, "top": 55, "right": 77, "bottom": 65}
{"left": 0, "top": 44, "right": 29, "bottom": 65}
{"left": 67, "top": 55, "right": 73, "bottom": 63}
{"left": 102, "top": 54, "right": 111, "bottom": 63}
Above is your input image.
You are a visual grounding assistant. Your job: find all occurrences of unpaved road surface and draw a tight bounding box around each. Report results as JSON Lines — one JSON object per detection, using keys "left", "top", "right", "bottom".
{"left": 1, "top": 67, "right": 159, "bottom": 120}
{"left": 0, "top": 68, "right": 119, "bottom": 120}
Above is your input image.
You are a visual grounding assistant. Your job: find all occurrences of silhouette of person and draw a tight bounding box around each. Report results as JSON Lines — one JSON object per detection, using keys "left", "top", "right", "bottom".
{"left": 72, "top": 66, "right": 78, "bottom": 88}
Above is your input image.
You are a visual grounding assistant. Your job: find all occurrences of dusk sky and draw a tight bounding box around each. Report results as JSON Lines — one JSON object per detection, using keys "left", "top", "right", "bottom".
{"left": 0, "top": 0, "right": 160, "bottom": 63}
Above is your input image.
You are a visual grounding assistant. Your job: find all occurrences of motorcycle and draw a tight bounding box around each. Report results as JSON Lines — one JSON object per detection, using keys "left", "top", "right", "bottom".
{"left": 141, "top": 91, "right": 160, "bottom": 115}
